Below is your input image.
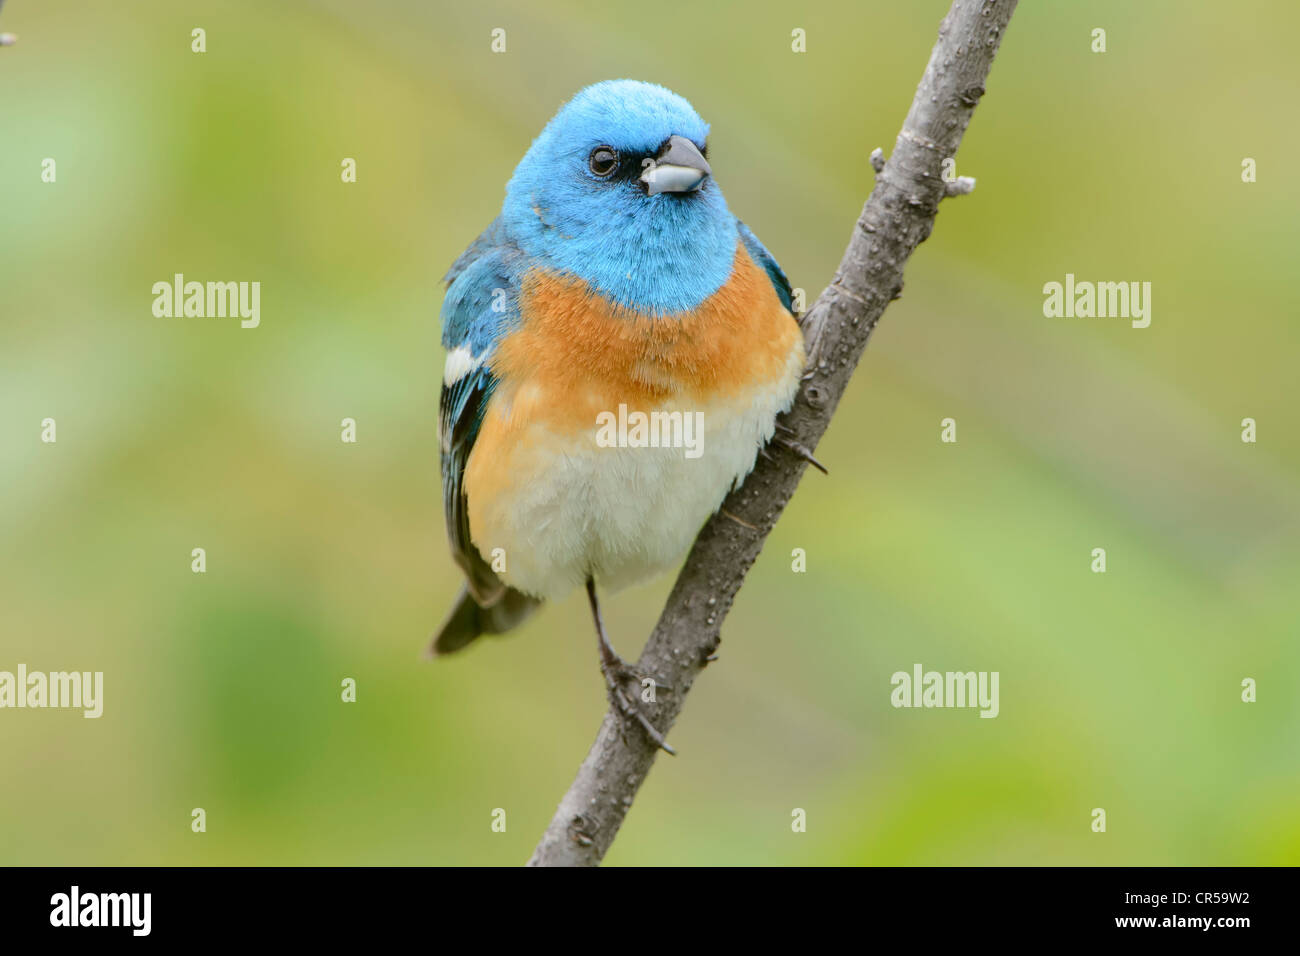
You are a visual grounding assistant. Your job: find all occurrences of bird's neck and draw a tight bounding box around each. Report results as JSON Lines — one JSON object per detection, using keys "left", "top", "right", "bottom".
{"left": 507, "top": 192, "right": 738, "bottom": 316}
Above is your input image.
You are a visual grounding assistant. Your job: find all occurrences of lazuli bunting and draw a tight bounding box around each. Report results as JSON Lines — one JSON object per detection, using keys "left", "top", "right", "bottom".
{"left": 432, "top": 80, "right": 805, "bottom": 751}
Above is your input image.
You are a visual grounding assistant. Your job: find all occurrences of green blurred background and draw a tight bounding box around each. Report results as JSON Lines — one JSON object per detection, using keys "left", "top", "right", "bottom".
{"left": 2, "top": 0, "right": 1297, "bottom": 865}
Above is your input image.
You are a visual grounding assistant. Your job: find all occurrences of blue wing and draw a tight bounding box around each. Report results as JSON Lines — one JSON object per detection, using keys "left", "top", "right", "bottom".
{"left": 736, "top": 219, "right": 794, "bottom": 314}
{"left": 439, "top": 218, "right": 526, "bottom": 607}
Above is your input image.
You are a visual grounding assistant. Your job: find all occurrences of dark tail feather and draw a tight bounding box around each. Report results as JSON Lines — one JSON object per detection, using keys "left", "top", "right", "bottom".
{"left": 429, "top": 584, "right": 541, "bottom": 657}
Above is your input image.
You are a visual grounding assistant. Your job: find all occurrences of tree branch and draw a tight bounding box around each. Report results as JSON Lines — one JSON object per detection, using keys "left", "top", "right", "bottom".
{"left": 528, "top": 0, "right": 1019, "bottom": 867}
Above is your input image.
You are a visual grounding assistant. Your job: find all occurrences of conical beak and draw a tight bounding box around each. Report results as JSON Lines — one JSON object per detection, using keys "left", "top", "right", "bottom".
{"left": 640, "top": 135, "right": 712, "bottom": 195}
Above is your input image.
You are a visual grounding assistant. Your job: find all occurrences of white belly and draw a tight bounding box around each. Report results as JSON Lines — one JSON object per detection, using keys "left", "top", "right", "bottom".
{"left": 470, "top": 347, "right": 803, "bottom": 600}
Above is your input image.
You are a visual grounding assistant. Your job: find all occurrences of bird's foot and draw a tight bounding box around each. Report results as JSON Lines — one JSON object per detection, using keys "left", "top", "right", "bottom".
{"left": 771, "top": 429, "right": 828, "bottom": 475}
{"left": 600, "top": 653, "right": 676, "bottom": 756}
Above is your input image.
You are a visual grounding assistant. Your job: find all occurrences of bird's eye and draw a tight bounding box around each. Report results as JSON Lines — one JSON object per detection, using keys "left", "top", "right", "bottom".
{"left": 588, "top": 146, "right": 619, "bottom": 177}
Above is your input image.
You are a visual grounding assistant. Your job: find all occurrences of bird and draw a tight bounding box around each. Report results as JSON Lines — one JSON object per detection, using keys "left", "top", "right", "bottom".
{"left": 432, "top": 79, "right": 806, "bottom": 752}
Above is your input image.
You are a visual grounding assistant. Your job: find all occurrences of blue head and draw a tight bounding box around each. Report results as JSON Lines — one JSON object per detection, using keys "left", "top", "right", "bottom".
{"left": 502, "top": 80, "right": 738, "bottom": 316}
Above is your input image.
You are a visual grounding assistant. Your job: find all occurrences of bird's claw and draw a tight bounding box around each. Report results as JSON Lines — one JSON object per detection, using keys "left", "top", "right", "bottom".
{"left": 601, "top": 656, "right": 676, "bottom": 756}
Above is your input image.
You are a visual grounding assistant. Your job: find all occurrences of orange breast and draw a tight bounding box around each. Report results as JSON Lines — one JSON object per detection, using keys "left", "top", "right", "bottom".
{"left": 488, "top": 243, "right": 803, "bottom": 432}
{"left": 463, "top": 244, "right": 804, "bottom": 541}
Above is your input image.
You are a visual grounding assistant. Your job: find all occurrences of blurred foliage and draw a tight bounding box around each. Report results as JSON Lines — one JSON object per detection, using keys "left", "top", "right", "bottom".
{"left": 1, "top": 0, "right": 1297, "bottom": 865}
